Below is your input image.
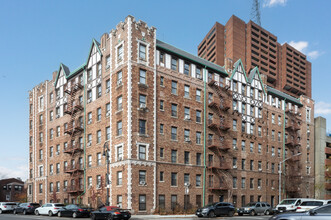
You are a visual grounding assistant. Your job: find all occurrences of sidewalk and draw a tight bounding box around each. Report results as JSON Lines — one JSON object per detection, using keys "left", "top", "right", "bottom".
{"left": 132, "top": 214, "right": 196, "bottom": 219}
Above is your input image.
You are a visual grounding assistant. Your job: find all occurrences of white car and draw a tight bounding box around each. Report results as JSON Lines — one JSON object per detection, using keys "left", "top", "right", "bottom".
{"left": 296, "top": 200, "right": 330, "bottom": 212}
{"left": 276, "top": 198, "right": 312, "bottom": 212}
{"left": 0, "top": 202, "right": 17, "bottom": 213}
{"left": 34, "top": 203, "right": 65, "bottom": 216}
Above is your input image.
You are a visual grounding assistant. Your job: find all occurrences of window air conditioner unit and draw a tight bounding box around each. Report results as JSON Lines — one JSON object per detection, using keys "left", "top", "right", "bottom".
{"left": 233, "top": 106, "right": 237, "bottom": 111}
{"left": 106, "top": 112, "right": 110, "bottom": 117}
{"left": 139, "top": 181, "right": 146, "bottom": 186}
{"left": 88, "top": 142, "right": 92, "bottom": 146}
{"left": 272, "top": 153, "right": 275, "bottom": 156}
{"left": 63, "top": 188, "right": 67, "bottom": 192}
{"left": 56, "top": 114, "right": 60, "bottom": 119}
{"left": 97, "top": 184, "right": 101, "bottom": 189}
{"left": 233, "top": 165, "right": 237, "bottom": 169}
{"left": 140, "top": 104, "right": 147, "bottom": 109}
{"left": 184, "top": 115, "right": 190, "bottom": 120}
{"left": 106, "top": 88, "right": 110, "bottom": 93}
{"left": 258, "top": 186, "right": 261, "bottom": 190}
{"left": 106, "top": 65, "right": 110, "bottom": 69}
{"left": 50, "top": 172, "right": 53, "bottom": 175}
{"left": 184, "top": 182, "right": 190, "bottom": 187}
{"left": 272, "top": 103, "right": 276, "bottom": 107}
{"left": 271, "top": 187, "right": 274, "bottom": 190}
{"left": 184, "top": 137, "right": 190, "bottom": 142}
{"left": 56, "top": 152, "right": 60, "bottom": 155}
{"left": 117, "top": 80, "right": 122, "bottom": 86}
{"left": 88, "top": 119, "right": 92, "bottom": 124}
{"left": 118, "top": 157, "right": 123, "bottom": 161}
{"left": 258, "top": 168, "right": 262, "bottom": 171}
{"left": 87, "top": 99, "right": 92, "bottom": 103}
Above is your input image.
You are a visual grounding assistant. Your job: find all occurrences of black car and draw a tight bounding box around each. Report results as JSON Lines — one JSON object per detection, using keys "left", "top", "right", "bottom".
{"left": 196, "top": 202, "right": 235, "bottom": 218}
{"left": 13, "top": 203, "right": 40, "bottom": 215}
{"left": 58, "top": 204, "right": 92, "bottom": 218}
{"left": 90, "top": 206, "right": 131, "bottom": 220}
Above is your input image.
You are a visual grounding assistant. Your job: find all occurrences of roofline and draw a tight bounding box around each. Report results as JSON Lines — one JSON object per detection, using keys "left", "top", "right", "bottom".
{"left": 267, "top": 86, "right": 302, "bottom": 106}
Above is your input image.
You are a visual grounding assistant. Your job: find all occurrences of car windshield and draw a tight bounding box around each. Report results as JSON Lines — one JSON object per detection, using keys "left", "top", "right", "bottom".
{"left": 54, "top": 204, "right": 65, "bottom": 207}
{"left": 31, "top": 203, "right": 40, "bottom": 207}
{"left": 203, "top": 203, "right": 218, "bottom": 208}
{"left": 5, "top": 203, "right": 17, "bottom": 205}
{"left": 280, "top": 199, "right": 296, "bottom": 205}
{"left": 245, "top": 202, "right": 256, "bottom": 207}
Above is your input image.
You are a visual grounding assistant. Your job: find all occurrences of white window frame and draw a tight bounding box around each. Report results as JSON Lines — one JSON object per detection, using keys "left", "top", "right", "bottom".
{"left": 136, "top": 142, "right": 150, "bottom": 160}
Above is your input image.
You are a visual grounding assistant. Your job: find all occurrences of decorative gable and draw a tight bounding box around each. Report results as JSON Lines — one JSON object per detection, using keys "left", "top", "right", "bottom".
{"left": 54, "top": 63, "right": 70, "bottom": 88}
{"left": 86, "top": 39, "right": 102, "bottom": 69}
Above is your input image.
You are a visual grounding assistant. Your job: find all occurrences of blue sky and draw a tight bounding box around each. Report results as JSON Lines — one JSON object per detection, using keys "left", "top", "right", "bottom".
{"left": 0, "top": 0, "right": 330, "bottom": 180}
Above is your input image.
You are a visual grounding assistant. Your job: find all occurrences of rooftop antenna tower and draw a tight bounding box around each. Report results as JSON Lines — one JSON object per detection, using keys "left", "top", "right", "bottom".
{"left": 251, "top": 0, "right": 261, "bottom": 26}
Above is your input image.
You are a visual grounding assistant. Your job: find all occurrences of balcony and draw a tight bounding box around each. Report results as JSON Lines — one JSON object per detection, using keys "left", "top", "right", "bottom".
{"left": 64, "top": 145, "right": 83, "bottom": 154}
{"left": 64, "top": 83, "right": 83, "bottom": 95}
{"left": 207, "top": 161, "right": 231, "bottom": 170}
{"left": 64, "top": 104, "right": 83, "bottom": 115}
{"left": 66, "top": 185, "right": 84, "bottom": 194}
{"left": 207, "top": 139, "right": 230, "bottom": 151}
{"left": 208, "top": 185, "right": 229, "bottom": 191}
{"left": 64, "top": 124, "right": 84, "bottom": 135}
{"left": 208, "top": 119, "right": 230, "bottom": 132}
{"left": 64, "top": 164, "right": 84, "bottom": 174}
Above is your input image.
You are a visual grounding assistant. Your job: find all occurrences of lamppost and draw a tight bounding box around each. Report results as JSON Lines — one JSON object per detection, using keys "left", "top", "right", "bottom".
{"left": 278, "top": 152, "right": 302, "bottom": 203}
{"left": 103, "top": 141, "right": 110, "bottom": 205}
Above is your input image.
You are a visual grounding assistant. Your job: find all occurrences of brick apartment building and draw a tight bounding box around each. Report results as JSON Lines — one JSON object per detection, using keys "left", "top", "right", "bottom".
{"left": 0, "top": 178, "right": 24, "bottom": 202}
{"left": 28, "top": 15, "right": 315, "bottom": 214}
{"left": 198, "top": 15, "right": 312, "bottom": 98}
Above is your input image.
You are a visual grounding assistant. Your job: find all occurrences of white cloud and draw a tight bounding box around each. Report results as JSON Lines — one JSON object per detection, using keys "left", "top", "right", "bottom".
{"left": 263, "top": 0, "right": 288, "bottom": 7}
{"left": 315, "top": 102, "right": 331, "bottom": 115}
{"left": 307, "top": 50, "right": 322, "bottom": 59}
{"left": 0, "top": 165, "right": 27, "bottom": 181}
{"left": 289, "top": 41, "right": 308, "bottom": 53}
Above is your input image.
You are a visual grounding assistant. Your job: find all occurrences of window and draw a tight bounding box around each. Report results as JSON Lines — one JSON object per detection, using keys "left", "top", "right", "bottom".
{"left": 105, "top": 79, "right": 110, "bottom": 93}
{"left": 49, "top": 111, "right": 53, "bottom": 121}
{"left": 117, "top": 71, "right": 122, "bottom": 86}
{"left": 196, "top": 174, "right": 201, "bottom": 187}
{"left": 272, "top": 130, "right": 275, "bottom": 140}
{"left": 97, "top": 85, "right": 102, "bottom": 98}
{"left": 250, "top": 124, "right": 254, "bottom": 134}
{"left": 171, "top": 104, "right": 177, "bottom": 117}
{"left": 278, "top": 132, "right": 281, "bottom": 141}
{"left": 184, "top": 63, "right": 190, "bottom": 75}
{"left": 258, "top": 144, "right": 262, "bottom": 153}
{"left": 184, "top": 107, "right": 190, "bottom": 119}
{"left": 171, "top": 173, "right": 177, "bottom": 186}
{"left": 56, "top": 126, "right": 60, "bottom": 137}
{"left": 118, "top": 45, "right": 123, "bottom": 61}
{"left": 184, "top": 85, "right": 190, "bottom": 98}
{"left": 88, "top": 155, "right": 92, "bottom": 167}
{"left": 258, "top": 126, "right": 262, "bottom": 136}
{"left": 87, "top": 69, "right": 92, "bottom": 81}
{"left": 242, "top": 122, "right": 246, "bottom": 132}
{"left": 278, "top": 148, "right": 281, "bottom": 157}
{"left": 184, "top": 129, "right": 190, "bottom": 141}
{"left": 160, "top": 100, "right": 164, "bottom": 110}
{"left": 159, "top": 195, "right": 165, "bottom": 209}
{"left": 39, "top": 149, "right": 43, "bottom": 160}
{"left": 97, "top": 153, "right": 102, "bottom": 166}
{"left": 139, "top": 44, "right": 146, "bottom": 60}
{"left": 250, "top": 178, "right": 254, "bottom": 189}
{"left": 196, "top": 153, "right": 202, "bottom": 165}
{"left": 171, "top": 150, "right": 177, "bottom": 163}
{"left": 196, "top": 89, "right": 201, "bottom": 101}
{"left": 106, "top": 56, "right": 110, "bottom": 67}
{"left": 117, "top": 121, "right": 122, "bottom": 136}
{"left": 242, "top": 103, "right": 246, "bottom": 114}
{"left": 272, "top": 114, "right": 275, "bottom": 123}
{"left": 196, "top": 132, "right": 202, "bottom": 144}
{"left": 250, "top": 88, "right": 254, "bottom": 98}
{"left": 233, "top": 177, "right": 237, "bottom": 188}
{"left": 39, "top": 166, "right": 43, "bottom": 177}
{"left": 117, "top": 146, "right": 123, "bottom": 160}
{"left": 196, "top": 67, "right": 201, "bottom": 79}
{"left": 250, "top": 160, "right": 254, "bottom": 171}
{"left": 160, "top": 124, "right": 164, "bottom": 134}
{"left": 160, "top": 76, "right": 164, "bottom": 86}
{"left": 117, "top": 171, "right": 122, "bottom": 185}
{"left": 171, "top": 57, "right": 177, "bottom": 70}
{"left": 233, "top": 119, "right": 237, "bottom": 130}
{"left": 49, "top": 93, "right": 54, "bottom": 103}
{"left": 39, "top": 184, "right": 43, "bottom": 193}
{"left": 241, "top": 141, "right": 245, "bottom": 151}
{"left": 139, "top": 94, "right": 146, "bottom": 107}
{"left": 233, "top": 139, "right": 237, "bottom": 150}
{"left": 196, "top": 110, "right": 201, "bottom": 123}
{"left": 241, "top": 178, "right": 246, "bottom": 189}
{"left": 139, "top": 195, "right": 146, "bottom": 211}
{"left": 117, "top": 195, "right": 123, "bottom": 208}
{"left": 139, "top": 170, "right": 146, "bottom": 183}
{"left": 160, "top": 171, "right": 164, "bottom": 181}
{"left": 271, "top": 163, "right": 275, "bottom": 173}
{"left": 184, "top": 173, "right": 190, "bottom": 184}
{"left": 49, "top": 164, "right": 54, "bottom": 174}
{"left": 250, "top": 142, "right": 254, "bottom": 152}
{"left": 50, "top": 129, "right": 54, "bottom": 140}
{"left": 171, "top": 127, "right": 177, "bottom": 140}
{"left": 97, "top": 175, "right": 101, "bottom": 187}
{"left": 233, "top": 157, "right": 237, "bottom": 168}
{"left": 171, "top": 81, "right": 177, "bottom": 94}
{"left": 160, "top": 148, "right": 164, "bottom": 158}
{"left": 278, "top": 116, "right": 281, "bottom": 126}
{"left": 139, "top": 145, "right": 146, "bottom": 160}
{"left": 96, "top": 108, "right": 101, "bottom": 121}
{"left": 139, "top": 120, "right": 146, "bottom": 135}
{"left": 87, "top": 134, "right": 92, "bottom": 145}
{"left": 139, "top": 69, "right": 146, "bottom": 84}
{"left": 39, "top": 114, "right": 43, "bottom": 125}
{"left": 184, "top": 151, "right": 190, "bottom": 164}
{"left": 258, "top": 161, "right": 262, "bottom": 170}
{"left": 96, "top": 130, "right": 101, "bottom": 144}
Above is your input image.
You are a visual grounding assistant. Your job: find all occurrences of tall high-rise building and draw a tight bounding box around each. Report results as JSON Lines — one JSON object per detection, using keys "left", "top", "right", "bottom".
{"left": 198, "top": 15, "right": 312, "bottom": 98}
{"left": 28, "top": 15, "right": 314, "bottom": 214}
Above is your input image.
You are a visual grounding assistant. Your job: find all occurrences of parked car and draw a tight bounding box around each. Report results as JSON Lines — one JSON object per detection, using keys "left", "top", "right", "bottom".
{"left": 269, "top": 203, "right": 331, "bottom": 219}
{"left": 238, "top": 202, "right": 271, "bottom": 216}
{"left": 13, "top": 203, "right": 40, "bottom": 215}
{"left": 58, "top": 204, "right": 92, "bottom": 218}
{"left": 90, "top": 206, "right": 131, "bottom": 220}
{"left": 195, "top": 202, "right": 235, "bottom": 218}
{"left": 35, "top": 203, "right": 65, "bottom": 216}
{"left": 296, "top": 200, "right": 328, "bottom": 213}
{"left": 0, "top": 202, "right": 17, "bottom": 214}
{"left": 275, "top": 198, "right": 311, "bottom": 213}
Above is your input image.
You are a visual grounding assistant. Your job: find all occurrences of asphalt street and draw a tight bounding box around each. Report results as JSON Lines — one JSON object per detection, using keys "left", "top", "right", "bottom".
{"left": 0, "top": 213, "right": 271, "bottom": 220}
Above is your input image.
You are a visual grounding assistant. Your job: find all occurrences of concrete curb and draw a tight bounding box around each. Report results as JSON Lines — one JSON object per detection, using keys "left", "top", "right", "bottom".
{"left": 132, "top": 214, "right": 196, "bottom": 218}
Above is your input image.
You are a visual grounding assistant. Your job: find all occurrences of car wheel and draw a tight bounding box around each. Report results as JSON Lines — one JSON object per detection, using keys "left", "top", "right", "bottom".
{"left": 49, "top": 211, "right": 53, "bottom": 216}
{"left": 0, "top": 209, "right": 2, "bottom": 214}
{"left": 58, "top": 211, "right": 62, "bottom": 217}
{"left": 208, "top": 210, "right": 215, "bottom": 218}
{"left": 228, "top": 211, "right": 234, "bottom": 217}
{"left": 73, "top": 212, "right": 78, "bottom": 218}
{"left": 238, "top": 213, "right": 243, "bottom": 216}
{"left": 13, "top": 209, "right": 17, "bottom": 215}
{"left": 35, "top": 210, "right": 39, "bottom": 216}
{"left": 250, "top": 210, "right": 256, "bottom": 216}
{"left": 91, "top": 213, "right": 96, "bottom": 220}
{"left": 265, "top": 210, "right": 270, "bottom": 215}
{"left": 23, "top": 210, "right": 27, "bottom": 215}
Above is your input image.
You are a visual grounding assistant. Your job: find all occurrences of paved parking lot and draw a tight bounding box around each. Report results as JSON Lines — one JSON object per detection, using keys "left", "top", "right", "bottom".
{"left": 0, "top": 213, "right": 271, "bottom": 220}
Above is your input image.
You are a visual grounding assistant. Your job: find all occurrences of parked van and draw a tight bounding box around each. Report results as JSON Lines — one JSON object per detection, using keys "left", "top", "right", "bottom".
{"left": 275, "top": 198, "right": 312, "bottom": 212}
